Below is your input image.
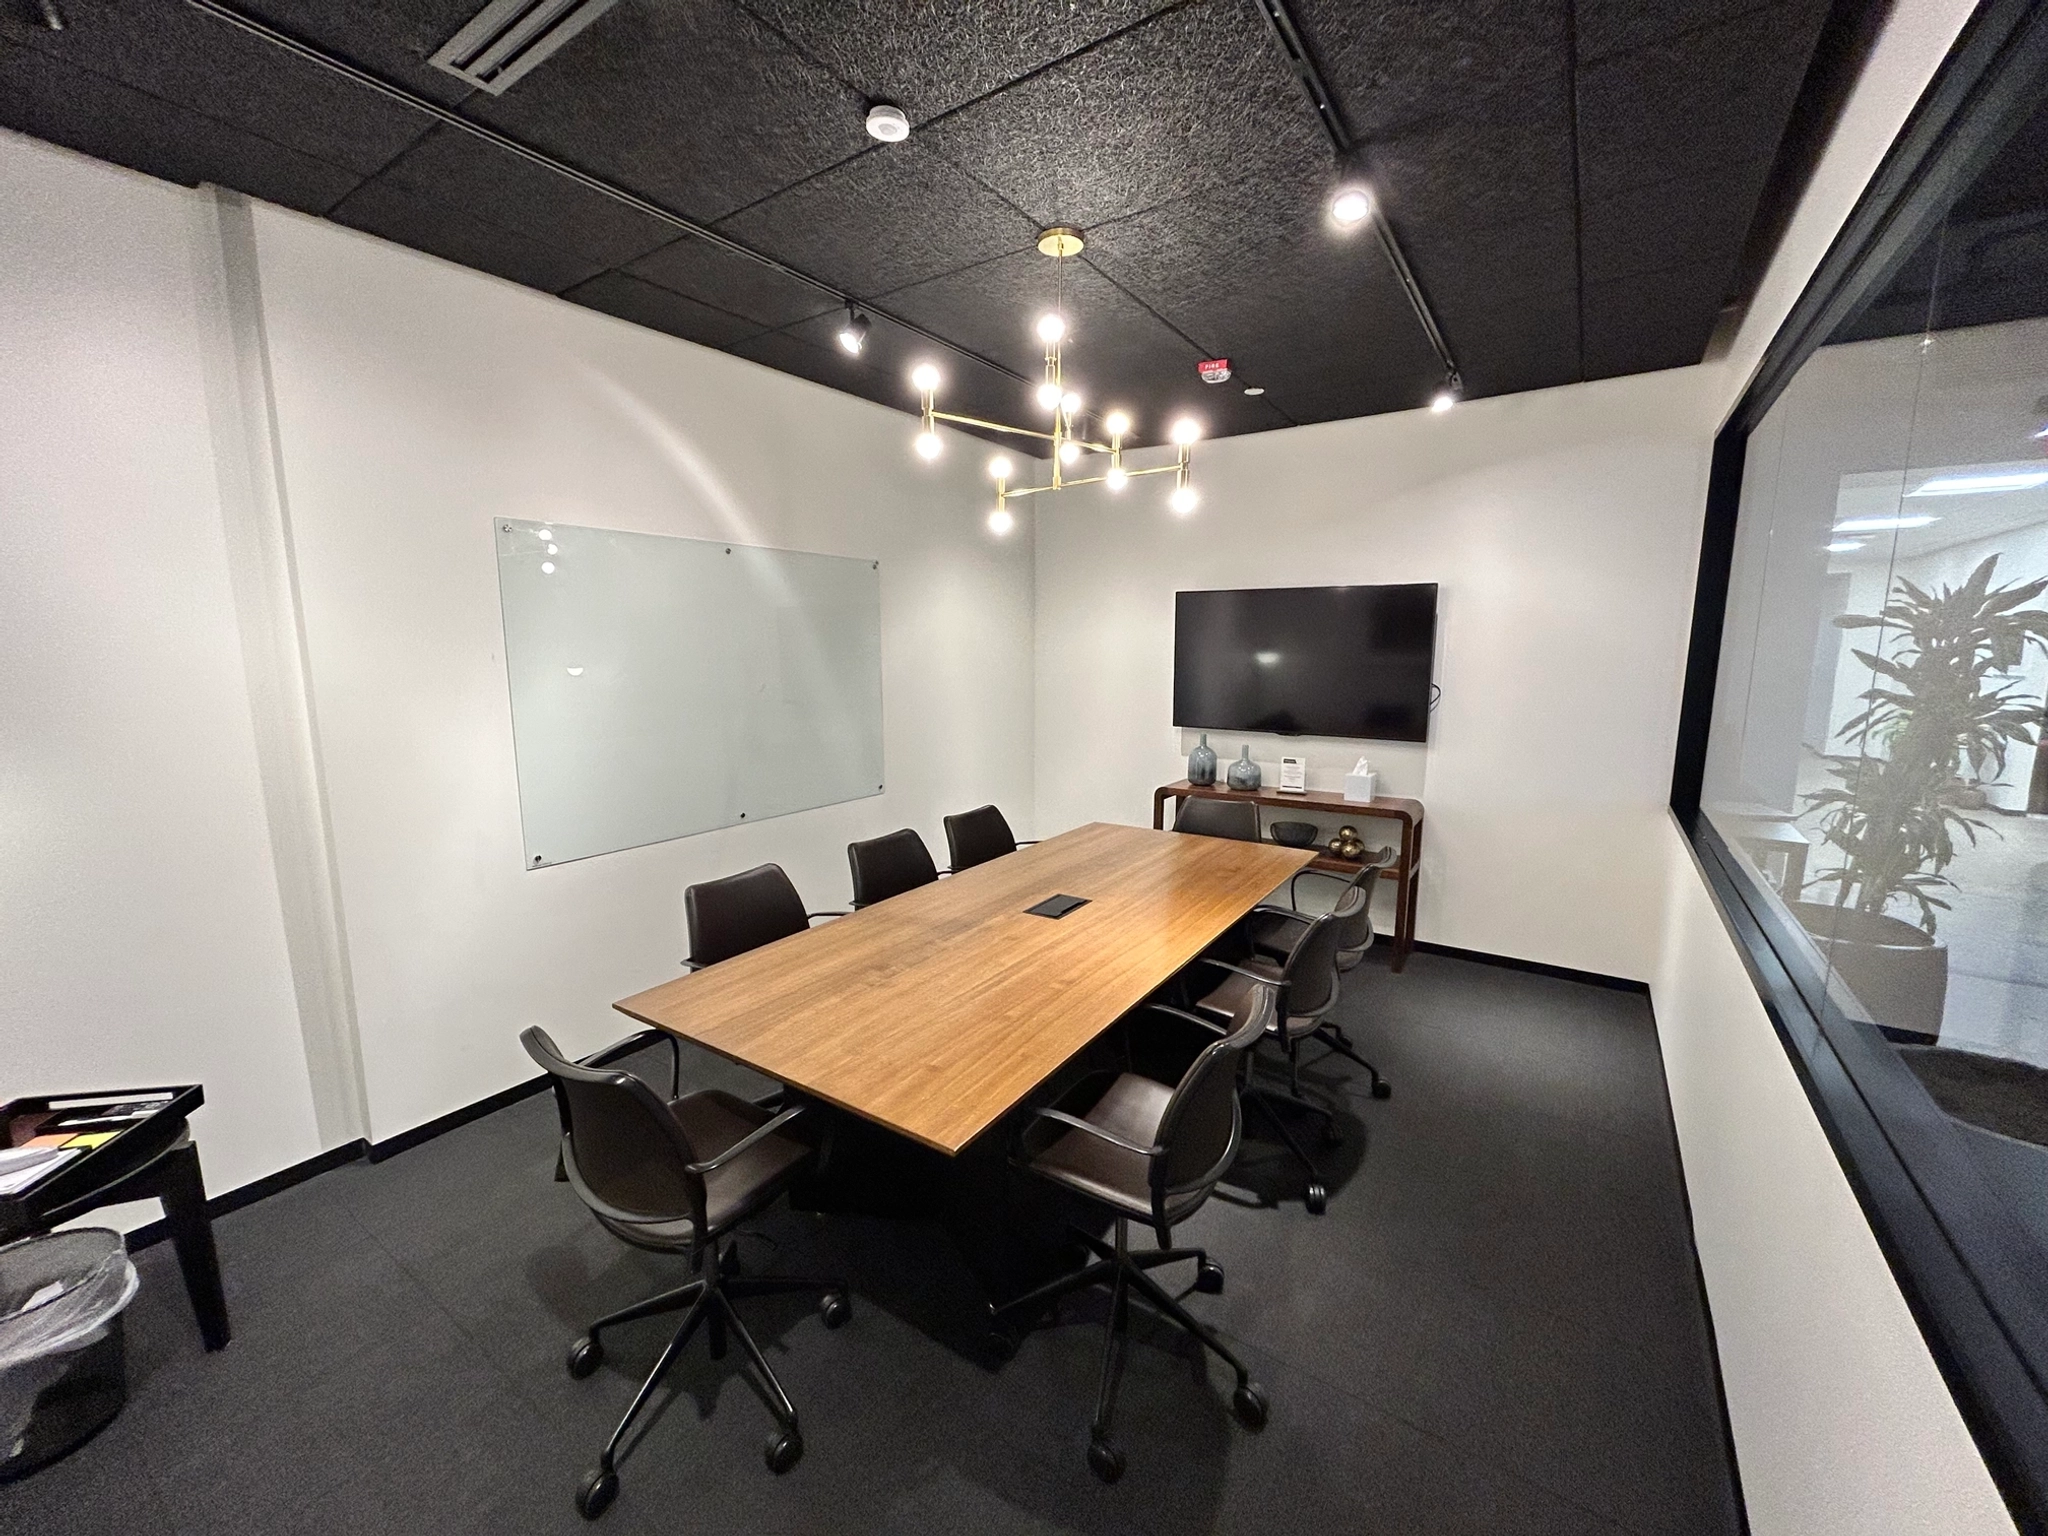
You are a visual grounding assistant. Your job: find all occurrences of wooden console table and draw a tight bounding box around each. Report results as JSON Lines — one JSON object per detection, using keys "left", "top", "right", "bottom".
{"left": 1153, "top": 780, "right": 1423, "bottom": 972}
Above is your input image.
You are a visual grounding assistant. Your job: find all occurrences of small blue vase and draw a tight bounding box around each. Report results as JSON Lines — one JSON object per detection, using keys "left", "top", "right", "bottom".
{"left": 1226, "top": 745, "right": 1261, "bottom": 791}
{"left": 1188, "top": 733, "right": 1217, "bottom": 786}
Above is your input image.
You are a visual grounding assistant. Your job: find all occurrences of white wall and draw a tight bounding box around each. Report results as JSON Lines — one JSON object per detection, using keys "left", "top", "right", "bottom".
{"left": 1034, "top": 367, "right": 1715, "bottom": 982}
{"left": 246, "top": 204, "right": 1036, "bottom": 1140}
{"left": 1651, "top": 818, "right": 2014, "bottom": 1535}
{"left": 0, "top": 133, "right": 325, "bottom": 1196}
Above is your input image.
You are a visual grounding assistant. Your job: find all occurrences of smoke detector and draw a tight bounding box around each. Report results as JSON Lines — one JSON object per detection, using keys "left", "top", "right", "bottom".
{"left": 866, "top": 104, "right": 910, "bottom": 143}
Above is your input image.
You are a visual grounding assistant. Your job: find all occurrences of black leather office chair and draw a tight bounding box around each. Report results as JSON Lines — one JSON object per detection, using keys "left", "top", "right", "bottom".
{"left": 1185, "top": 908, "right": 1387, "bottom": 1214}
{"left": 941, "top": 803, "right": 1036, "bottom": 873}
{"left": 684, "top": 863, "right": 845, "bottom": 970}
{"left": 846, "top": 828, "right": 939, "bottom": 907}
{"left": 992, "top": 988, "right": 1275, "bottom": 1483}
{"left": 523, "top": 1026, "right": 850, "bottom": 1520}
{"left": 1172, "top": 797, "right": 1261, "bottom": 841}
{"left": 1247, "top": 849, "right": 1394, "bottom": 973}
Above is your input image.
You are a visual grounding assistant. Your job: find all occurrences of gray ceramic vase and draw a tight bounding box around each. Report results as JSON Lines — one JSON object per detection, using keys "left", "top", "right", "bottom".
{"left": 1226, "top": 745, "right": 1261, "bottom": 791}
{"left": 1188, "top": 733, "right": 1217, "bottom": 786}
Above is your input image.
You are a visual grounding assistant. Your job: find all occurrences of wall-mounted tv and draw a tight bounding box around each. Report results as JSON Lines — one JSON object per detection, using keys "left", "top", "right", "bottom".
{"left": 1173, "top": 583, "right": 1438, "bottom": 742}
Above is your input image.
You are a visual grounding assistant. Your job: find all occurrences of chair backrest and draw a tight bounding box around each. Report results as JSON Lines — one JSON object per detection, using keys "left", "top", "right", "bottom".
{"left": 686, "top": 863, "right": 807, "bottom": 966}
{"left": 1331, "top": 871, "right": 1378, "bottom": 961}
{"left": 847, "top": 828, "right": 939, "bottom": 907}
{"left": 1150, "top": 985, "right": 1276, "bottom": 1225}
{"left": 943, "top": 804, "right": 1018, "bottom": 873}
{"left": 1173, "top": 797, "right": 1261, "bottom": 841}
{"left": 522, "top": 1026, "right": 707, "bottom": 1236}
{"left": 1274, "top": 909, "right": 1345, "bottom": 1021}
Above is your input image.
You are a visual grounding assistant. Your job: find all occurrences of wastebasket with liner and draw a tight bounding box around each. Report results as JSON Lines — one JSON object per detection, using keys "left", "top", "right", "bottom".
{"left": 0, "top": 1228, "right": 138, "bottom": 1480}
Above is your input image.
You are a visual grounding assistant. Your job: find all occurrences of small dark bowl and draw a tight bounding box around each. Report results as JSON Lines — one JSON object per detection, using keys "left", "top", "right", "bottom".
{"left": 1270, "top": 821, "right": 1318, "bottom": 848}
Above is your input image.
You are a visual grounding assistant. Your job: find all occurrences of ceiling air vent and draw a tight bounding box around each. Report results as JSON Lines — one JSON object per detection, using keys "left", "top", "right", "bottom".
{"left": 429, "top": 0, "right": 620, "bottom": 95}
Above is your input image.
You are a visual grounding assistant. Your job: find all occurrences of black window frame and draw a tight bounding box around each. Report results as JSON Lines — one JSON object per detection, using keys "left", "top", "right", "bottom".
{"left": 1669, "top": 3, "right": 2048, "bottom": 1529}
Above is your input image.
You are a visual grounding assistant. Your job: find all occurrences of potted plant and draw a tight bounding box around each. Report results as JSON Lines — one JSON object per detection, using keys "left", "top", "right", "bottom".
{"left": 1797, "top": 554, "right": 2048, "bottom": 1038}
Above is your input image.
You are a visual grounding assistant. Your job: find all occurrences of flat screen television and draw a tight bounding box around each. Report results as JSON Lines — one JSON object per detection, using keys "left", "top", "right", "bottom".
{"left": 1173, "top": 583, "right": 1438, "bottom": 742}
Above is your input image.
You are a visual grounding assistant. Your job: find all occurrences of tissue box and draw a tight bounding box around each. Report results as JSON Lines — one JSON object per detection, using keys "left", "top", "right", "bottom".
{"left": 1343, "top": 770, "right": 1378, "bottom": 804}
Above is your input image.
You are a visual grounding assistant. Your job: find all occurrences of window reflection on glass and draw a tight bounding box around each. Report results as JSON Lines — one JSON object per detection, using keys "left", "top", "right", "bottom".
{"left": 1702, "top": 90, "right": 2048, "bottom": 1206}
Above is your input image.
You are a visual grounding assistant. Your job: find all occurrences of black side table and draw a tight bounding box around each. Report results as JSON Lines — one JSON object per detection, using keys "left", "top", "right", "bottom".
{"left": 1, "top": 1085, "right": 229, "bottom": 1351}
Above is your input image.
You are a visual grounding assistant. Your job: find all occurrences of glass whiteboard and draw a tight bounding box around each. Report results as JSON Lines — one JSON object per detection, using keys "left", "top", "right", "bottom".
{"left": 496, "top": 520, "right": 883, "bottom": 867}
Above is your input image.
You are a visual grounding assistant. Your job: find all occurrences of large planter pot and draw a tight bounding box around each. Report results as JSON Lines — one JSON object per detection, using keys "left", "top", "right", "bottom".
{"left": 1789, "top": 902, "right": 1948, "bottom": 1041}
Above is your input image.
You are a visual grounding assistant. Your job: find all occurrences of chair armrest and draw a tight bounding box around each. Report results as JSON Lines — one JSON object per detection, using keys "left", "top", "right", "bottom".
{"left": 1186, "top": 955, "right": 1282, "bottom": 987}
{"left": 806, "top": 910, "right": 851, "bottom": 923}
{"left": 1017, "top": 839, "right": 1040, "bottom": 847}
{"left": 1025, "top": 1106, "right": 1155, "bottom": 1157}
{"left": 578, "top": 1028, "right": 682, "bottom": 1097}
{"left": 680, "top": 957, "right": 705, "bottom": 972}
{"left": 1250, "top": 904, "right": 1310, "bottom": 928}
{"left": 686, "top": 1104, "right": 807, "bottom": 1175}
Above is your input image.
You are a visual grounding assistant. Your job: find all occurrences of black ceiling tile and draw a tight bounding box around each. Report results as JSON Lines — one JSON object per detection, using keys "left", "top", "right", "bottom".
{"left": 1575, "top": 0, "right": 1829, "bottom": 198}
{"left": 334, "top": 125, "right": 677, "bottom": 286}
{"left": 1291, "top": 0, "right": 1568, "bottom": 135}
{"left": 1579, "top": 160, "right": 1775, "bottom": 287}
{"left": 716, "top": 141, "right": 1040, "bottom": 298}
{"left": 1581, "top": 258, "right": 1731, "bottom": 378}
{"left": 916, "top": 0, "right": 1330, "bottom": 232}
{"left": 461, "top": 0, "right": 867, "bottom": 223}
{"left": 1080, "top": 162, "right": 1444, "bottom": 424}
{"left": 1396, "top": 211, "right": 1577, "bottom": 329}
{"left": 1437, "top": 285, "right": 1582, "bottom": 399}
{"left": 561, "top": 271, "right": 768, "bottom": 349}
{"left": 0, "top": 0, "right": 437, "bottom": 175}
{"left": 233, "top": 0, "right": 487, "bottom": 107}
{"left": 623, "top": 233, "right": 840, "bottom": 330}
{"left": 1362, "top": 68, "right": 1577, "bottom": 242}
{"left": 1574, "top": 0, "right": 1820, "bottom": 65}
{"left": 734, "top": 0, "right": 1177, "bottom": 122}
{"left": 0, "top": 43, "right": 362, "bottom": 215}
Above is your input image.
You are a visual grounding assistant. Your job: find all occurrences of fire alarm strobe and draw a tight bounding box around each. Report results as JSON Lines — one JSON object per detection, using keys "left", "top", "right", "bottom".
{"left": 1197, "top": 357, "right": 1232, "bottom": 383}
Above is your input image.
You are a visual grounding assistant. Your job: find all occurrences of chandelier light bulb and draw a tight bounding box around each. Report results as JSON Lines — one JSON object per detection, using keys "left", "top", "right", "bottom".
{"left": 1169, "top": 485, "right": 1199, "bottom": 516}
{"left": 1329, "top": 186, "right": 1373, "bottom": 228}
{"left": 1105, "top": 466, "right": 1129, "bottom": 492}
{"left": 1035, "top": 381, "right": 1062, "bottom": 410}
{"left": 1169, "top": 417, "right": 1201, "bottom": 446}
{"left": 1061, "top": 390, "right": 1083, "bottom": 414}
{"left": 910, "top": 362, "right": 942, "bottom": 393}
{"left": 1104, "top": 410, "right": 1132, "bottom": 438}
{"left": 987, "top": 455, "right": 1012, "bottom": 481}
{"left": 915, "top": 430, "right": 942, "bottom": 460}
{"left": 1058, "top": 440, "right": 1082, "bottom": 465}
{"left": 987, "top": 506, "right": 1015, "bottom": 535}
{"left": 1035, "top": 312, "right": 1067, "bottom": 344}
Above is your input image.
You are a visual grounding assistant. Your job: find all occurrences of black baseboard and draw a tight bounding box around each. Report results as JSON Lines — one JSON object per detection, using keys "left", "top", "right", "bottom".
{"left": 124, "top": 1138, "right": 366, "bottom": 1254}
{"left": 121, "top": 1075, "right": 553, "bottom": 1253}
{"left": 366, "top": 1074, "right": 550, "bottom": 1163}
{"left": 1409, "top": 940, "right": 1649, "bottom": 995}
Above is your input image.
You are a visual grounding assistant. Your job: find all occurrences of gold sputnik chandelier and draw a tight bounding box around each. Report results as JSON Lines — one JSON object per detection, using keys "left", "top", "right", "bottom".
{"left": 907, "top": 227, "right": 1201, "bottom": 535}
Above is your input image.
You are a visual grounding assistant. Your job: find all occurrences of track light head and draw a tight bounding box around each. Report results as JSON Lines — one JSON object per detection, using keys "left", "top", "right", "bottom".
{"left": 836, "top": 309, "right": 870, "bottom": 356}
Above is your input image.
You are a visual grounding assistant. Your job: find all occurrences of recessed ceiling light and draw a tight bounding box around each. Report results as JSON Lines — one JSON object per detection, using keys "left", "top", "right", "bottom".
{"left": 865, "top": 103, "right": 910, "bottom": 143}
{"left": 1243, "top": 386, "right": 1265, "bottom": 396}
{"left": 1906, "top": 469, "right": 2048, "bottom": 496}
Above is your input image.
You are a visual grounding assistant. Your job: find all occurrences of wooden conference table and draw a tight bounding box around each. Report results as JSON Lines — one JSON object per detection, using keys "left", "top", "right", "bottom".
{"left": 615, "top": 822, "right": 1313, "bottom": 1156}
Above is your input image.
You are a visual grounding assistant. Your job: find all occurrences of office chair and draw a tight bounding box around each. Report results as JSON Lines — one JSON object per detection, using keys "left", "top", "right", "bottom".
{"left": 846, "top": 827, "right": 939, "bottom": 907}
{"left": 522, "top": 1026, "right": 850, "bottom": 1521}
{"left": 1172, "top": 797, "right": 1261, "bottom": 841}
{"left": 992, "top": 987, "right": 1276, "bottom": 1483}
{"left": 1247, "top": 849, "right": 1395, "bottom": 973}
{"left": 684, "top": 862, "right": 845, "bottom": 970}
{"left": 1184, "top": 908, "right": 1387, "bottom": 1215}
{"left": 941, "top": 803, "right": 1036, "bottom": 873}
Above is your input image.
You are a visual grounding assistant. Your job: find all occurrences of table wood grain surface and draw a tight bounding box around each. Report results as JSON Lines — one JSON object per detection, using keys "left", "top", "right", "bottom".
{"left": 614, "top": 822, "right": 1312, "bottom": 1154}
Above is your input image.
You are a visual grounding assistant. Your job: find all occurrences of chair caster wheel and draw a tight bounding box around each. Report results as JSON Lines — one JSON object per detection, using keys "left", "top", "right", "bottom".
{"left": 575, "top": 1467, "right": 618, "bottom": 1520}
{"left": 1087, "top": 1438, "right": 1126, "bottom": 1483}
{"left": 765, "top": 1428, "right": 804, "bottom": 1474}
{"left": 819, "top": 1290, "right": 852, "bottom": 1329}
{"left": 1305, "top": 1183, "right": 1328, "bottom": 1216}
{"left": 1371, "top": 1079, "right": 1392, "bottom": 1100}
{"left": 1233, "top": 1382, "right": 1270, "bottom": 1429}
{"left": 567, "top": 1336, "right": 604, "bottom": 1378}
{"left": 1194, "top": 1259, "right": 1225, "bottom": 1294}
{"left": 719, "top": 1244, "right": 744, "bottom": 1278}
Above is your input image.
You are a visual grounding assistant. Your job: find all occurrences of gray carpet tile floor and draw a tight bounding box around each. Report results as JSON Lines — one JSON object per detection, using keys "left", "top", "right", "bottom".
{"left": 1, "top": 952, "right": 1740, "bottom": 1536}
